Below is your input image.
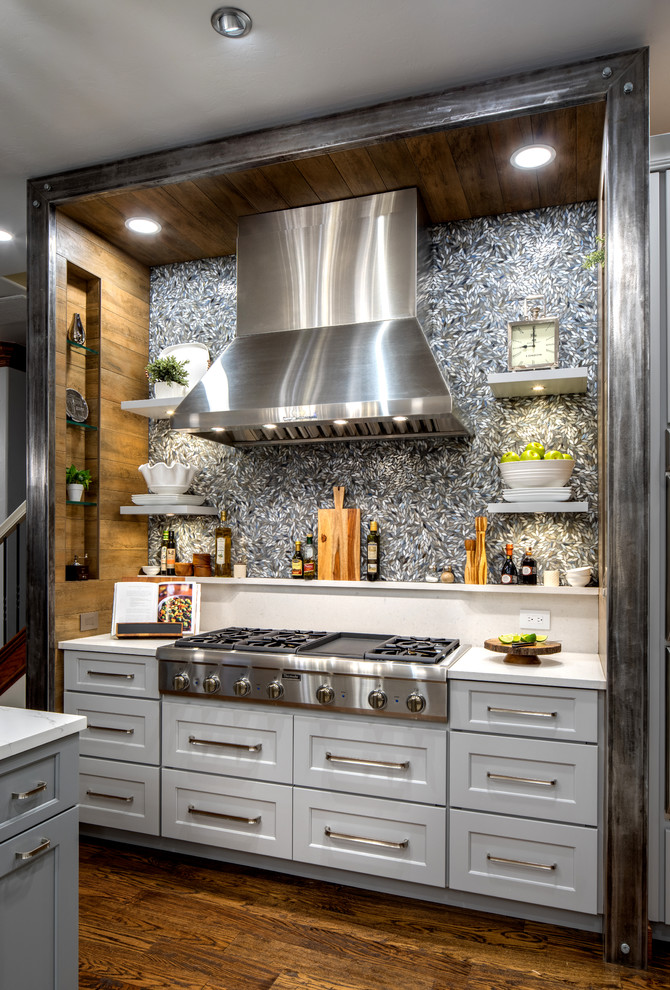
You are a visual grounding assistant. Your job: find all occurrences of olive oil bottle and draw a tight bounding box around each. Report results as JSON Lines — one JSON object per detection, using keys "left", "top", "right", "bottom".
{"left": 159, "top": 528, "right": 169, "bottom": 575}
{"left": 214, "top": 510, "right": 232, "bottom": 577}
{"left": 291, "top": 540, "right": 304, "bottom": 579}
{"left": 366, "top": 521, "right": 380, "bottom": 581}
{"left": 303, "top": 533, "right": 316, "bottom": 580}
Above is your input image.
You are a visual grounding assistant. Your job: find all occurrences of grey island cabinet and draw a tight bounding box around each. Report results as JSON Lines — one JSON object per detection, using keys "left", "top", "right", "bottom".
{"left": 0, "top": 706, "right": 86, "bottom": 990}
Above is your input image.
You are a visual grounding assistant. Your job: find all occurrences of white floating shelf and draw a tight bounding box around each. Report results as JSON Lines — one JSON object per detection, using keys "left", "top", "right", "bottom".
{"left": 120, "top": 505, "right": 218, "bottom": 516}
{"left": 487, "top": 501, "right": 589, "bottom": 514}
{"left": 487, "top": 367, "right": 588, "bottom": 398}
{"left": 120, "top": 397, "right": 181, "bottom": 419}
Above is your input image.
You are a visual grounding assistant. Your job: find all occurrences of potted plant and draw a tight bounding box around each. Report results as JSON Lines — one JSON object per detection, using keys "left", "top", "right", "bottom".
{"left": 66, "top": 464, "right": 92, "bottom": 502}
{"left": 145, "top": 355, "right": 190, "bottom": 399}
{"left": 582, "top": 235, "right": 605, "bottom": 270}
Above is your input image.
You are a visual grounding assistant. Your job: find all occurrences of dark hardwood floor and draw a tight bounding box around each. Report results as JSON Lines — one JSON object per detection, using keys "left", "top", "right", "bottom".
{"left": 79, "top": 839, "right": 670, "bottom": 990}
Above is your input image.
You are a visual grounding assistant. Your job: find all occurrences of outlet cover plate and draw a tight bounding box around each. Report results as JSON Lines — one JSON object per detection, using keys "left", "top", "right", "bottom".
{"left": 519, "top": 610, "right": 550, "bottom": 630}
{"left": 80, "top": 611, "right": 99, "bottom": 632}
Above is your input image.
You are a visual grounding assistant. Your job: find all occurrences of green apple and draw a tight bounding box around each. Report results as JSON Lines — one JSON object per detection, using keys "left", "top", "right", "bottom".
{"left": 524, "top": 441, "right": 545, "bottom": 457}
{"left": 500, "top": 451, "right": 521, "bottom": 463}
{"left": 544, "top": 449, "right": 564, "bottom": 459}
{"left": 562, "top": 452, "right": 574, "bottom": 460}
{"left": 519, "top": 449, "right": 542, "bottom": 460}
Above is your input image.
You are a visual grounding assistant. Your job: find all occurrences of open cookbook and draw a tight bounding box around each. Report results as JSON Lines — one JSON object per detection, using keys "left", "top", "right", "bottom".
{"left": 111, "top": 580, "right": 201, "bottom": 637}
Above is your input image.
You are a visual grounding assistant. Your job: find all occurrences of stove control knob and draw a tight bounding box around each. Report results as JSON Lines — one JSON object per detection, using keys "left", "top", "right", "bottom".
{"left": 368, "top": 689, "right": 387, "bottom": 710}
{"left": 203, "top": 674, "right": 221, "bottom": 695}
{"left": 233, "top": 677, "right": 251, "bottom": 697}
{"left": 406, "top": 692, "right": 426, "bottom": 714}
{"left": 316, "top": 684, "right": 335, "bottom": 705}
{"left": 267, "top": 681, "right": 284, "bottom": 700}
{"left": 173, "top": 672, "right": 190, "bottom": 692}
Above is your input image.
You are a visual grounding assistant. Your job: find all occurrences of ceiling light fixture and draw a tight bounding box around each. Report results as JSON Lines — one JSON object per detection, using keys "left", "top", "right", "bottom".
{"left": 125, "top": 217, "right": 162, "bottom": 235}
{"left": 0, "top": 229, "right": 13, "bottom": 242}
{"left": 510, "top": 144, "right": 556, "bottom": 170}
{"left": 392, "top": 415, "right": 408, "bottom": 422}
{"left": 532, "top": 384, "right": 546, "bottom": 392}
{"left": 211, "top": 6, "right": 252, "bottom": 37}
{"left": 211, "top": 427, "right": 225, "bottom": 432}
{"left": 333, "top": 419, "right": 348, "bottom": 426}
{"left": 262, "top": 423, "right": 277, "bottom": 430}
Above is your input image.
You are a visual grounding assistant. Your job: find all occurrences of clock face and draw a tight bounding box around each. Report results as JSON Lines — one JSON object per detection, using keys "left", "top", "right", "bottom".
{"left": 507, "top": 318, "right": 559, "bottom": 371}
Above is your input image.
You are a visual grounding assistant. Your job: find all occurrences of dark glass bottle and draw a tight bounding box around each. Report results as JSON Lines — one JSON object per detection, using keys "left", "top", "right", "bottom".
{"left": 366, "top": 521, "right": 380, "bottom": 581}
{"left": 303, "top": 533, "right": 316, "bottom": 580}
{"left": 166, "top": 530, "right": 176, "bottom": 576}
{"left": 159, "top": 528, "right": 169, "bottom": 575}
{"left": 500, "top": 543, "right": 518, "bottom": 585}
{"left": 520, "top": 546, "right": 538, "bottom": 585}
{"left": 291, "top": 540, "right": 304, "bottom": 579}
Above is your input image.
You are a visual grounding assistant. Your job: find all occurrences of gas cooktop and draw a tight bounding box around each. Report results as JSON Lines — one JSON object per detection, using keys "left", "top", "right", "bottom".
{"left": 170, "top": 626, "right": 460, "bottom": 665}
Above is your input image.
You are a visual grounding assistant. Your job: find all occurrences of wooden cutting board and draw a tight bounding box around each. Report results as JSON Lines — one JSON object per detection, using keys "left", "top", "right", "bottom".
{"left": 318, "top": 486, "right": 361, "bottom": 581}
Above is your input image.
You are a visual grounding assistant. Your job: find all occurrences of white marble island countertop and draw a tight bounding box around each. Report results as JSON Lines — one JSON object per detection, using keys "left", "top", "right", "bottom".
{"left": 449, "top": 646, "right": 606, "bottom": 690}
{"left": 0, "top": 707, "right": 87, "bottom": 761}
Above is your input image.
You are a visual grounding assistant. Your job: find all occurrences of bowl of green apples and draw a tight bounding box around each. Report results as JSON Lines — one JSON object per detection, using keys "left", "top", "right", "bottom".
{"left": 499, "top": 442, "right": 574, "bottom": 488}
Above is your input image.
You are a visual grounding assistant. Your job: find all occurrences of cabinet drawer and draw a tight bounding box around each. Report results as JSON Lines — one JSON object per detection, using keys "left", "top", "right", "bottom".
{"left": 449, "top": 809, "right": 598, "bottom": 914}
{"left": 0, "top": 736, "right": 78, "bottom": 843}
{"left": 64, "top": 650, "right": 158, "bottom": 699}
{"left": 449, "top": 732, "right": 598, "bottom": 825}
{"left": 163, "top": 701, "right": 292, "bottom": 783}
{"left": 64, "top": 693, "right": 160, "bottom": 765}
{"left": 293, "top": 787, "right": 446, "bottom": 887}
{"left": 78, "top": 757, "right": 160, "bottom": 835}
{"left": 449, "top": 681, "right": 598, "bottom": 742}
{"left": 294, "top": 715, "right": 446, "bottom": 804}
{"left": 0, "top": 806, "right": 79, "bottom": 990}
{"left": 162, "top": 768, "right": 292, "bottom": 858}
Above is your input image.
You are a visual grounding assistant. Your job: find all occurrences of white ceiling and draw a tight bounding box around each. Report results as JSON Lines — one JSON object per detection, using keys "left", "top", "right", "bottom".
{"left": 1, "top": 0, "right": 669, "bottom": 342}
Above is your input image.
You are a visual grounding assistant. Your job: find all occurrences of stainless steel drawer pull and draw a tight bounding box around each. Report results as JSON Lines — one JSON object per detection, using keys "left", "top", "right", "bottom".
{"left": 487, "top": 706, "right": 557, "bottom": 718}
{"left": 15, "top": 838, "right": 51, "bottom": 861}
{"left": 187, "top": 805, "right": 261, "bottom": 825}
{"left": 325, "top": 752, "right": 410, "bottom": 770}
{"left": 486, "top": 772, "right": 557, "bottom": 787}
{"left": 86, "top": 789, "right": 134, "bottom": 803}
{"left": 324, "top": 826, "right": 409, "bottom": 849}
{"left": 87, "top": 670, "right": 135, "bottom": 680}
{"left": 188, "top": 735, "right": 262, "bottom": 753}
{"left": 487, "top": 853, "right": 556, "bottom": 871}
{"left": 89, "top": 724, "right": 135, "bottom": 735}
{"left": 12, "top": 780, "right": 48, "bottom": 800}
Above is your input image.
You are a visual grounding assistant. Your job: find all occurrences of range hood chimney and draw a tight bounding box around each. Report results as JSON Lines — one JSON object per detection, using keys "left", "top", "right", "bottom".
{"left": 171, "top": 188, "right": 469, "bottom": 446}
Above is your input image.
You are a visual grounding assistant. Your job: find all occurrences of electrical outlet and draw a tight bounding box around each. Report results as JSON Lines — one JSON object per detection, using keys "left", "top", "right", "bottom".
{"left": 519, "top": 609, "right": 550, "bottom": 630}
{"left": 80, "top": 611, "right": 99, "bottom": 632}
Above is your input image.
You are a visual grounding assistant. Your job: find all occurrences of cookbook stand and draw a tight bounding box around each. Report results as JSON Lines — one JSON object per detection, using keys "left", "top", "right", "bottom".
{"left": 115, "top": 622, "right": 183, "bottom": 638}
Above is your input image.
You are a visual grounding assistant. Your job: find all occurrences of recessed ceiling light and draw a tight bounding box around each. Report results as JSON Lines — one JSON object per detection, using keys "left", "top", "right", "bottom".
{"left": 212, "top": 427, "right": 225, "bottom": 432}
{"left": 211, "top": 6, "right": 252, "bottom": 37}
{"left": 510, "top": 144, "right": 556, "bottom": 170}
{"left": 125, "top": 217, "right": 162, "bottom": 235}
{"left": 0, "top": 229, "right": 13, "bottom": 242}
{"left": 333, "top": 419, "right": 348, "bottom": 426}
{"left": 532, "top": 384, "right": 546, "bottom": 392}
{"left": 262, "top": 423, "right": 277, "bottom": 430}
{"left": 392, "top": 415, "right": 408, "bottom": 422}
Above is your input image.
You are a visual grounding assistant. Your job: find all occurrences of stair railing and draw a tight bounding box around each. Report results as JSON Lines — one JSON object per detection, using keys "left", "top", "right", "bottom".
{"left": 0, "top": 500, "right": 26, "bottom": 647}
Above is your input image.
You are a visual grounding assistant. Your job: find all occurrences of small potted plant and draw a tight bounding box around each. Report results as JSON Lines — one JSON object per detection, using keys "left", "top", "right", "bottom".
{"left": 145, "top": 355, "right": 190, "bottom": 399}
{"left": 66, "top": 464, "right": 92, "bottom": 502}
{"left": 582, "top": 235, "right": 605, "bottom": 270}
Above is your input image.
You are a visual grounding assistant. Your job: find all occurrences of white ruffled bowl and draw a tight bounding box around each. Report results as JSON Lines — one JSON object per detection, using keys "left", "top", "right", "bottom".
{"left": 499, "top": 459, "right": 574, "bottom": 489}
{"left": 139, "top": 462, "right": 199, "bottom": 494}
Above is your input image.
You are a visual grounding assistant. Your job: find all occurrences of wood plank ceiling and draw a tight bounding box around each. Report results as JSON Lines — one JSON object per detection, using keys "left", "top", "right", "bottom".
{"left": 59, "top": 103, "right": 605, "bottom": 268}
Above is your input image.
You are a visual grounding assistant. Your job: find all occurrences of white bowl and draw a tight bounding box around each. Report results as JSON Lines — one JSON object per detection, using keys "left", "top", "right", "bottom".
{"left": 499, "top": 459, "right": 574, "bottom": 489}
{"left": 142, "top": 565, "right": 160, "bottom": 576}
{"left": 566, "top": 566, "right": 590, "bottom": 577}
{"left": 139, "top": 462, "right": 199, "bottom": 494}
{"left": 566, "top": 573, "right": 590, "bottom": 587}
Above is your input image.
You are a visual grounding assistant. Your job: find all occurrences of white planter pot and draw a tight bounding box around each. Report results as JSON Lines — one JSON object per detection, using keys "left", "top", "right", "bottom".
{"left": 153, "top": 381, "right": 188, "bottom": 400}
{"left": 67, "top": 484, "right": 84, "bottom": 502}
{"left": 159, "top": 342, "right": 210, "bottom": 391}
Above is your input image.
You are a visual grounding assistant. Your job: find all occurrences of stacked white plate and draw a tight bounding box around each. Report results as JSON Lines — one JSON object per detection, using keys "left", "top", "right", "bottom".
{"left": 131, "top": 494, "right": 206, "bottom": 506}
{"left": 502, "top": 487, "right": 572, "bottom": 503}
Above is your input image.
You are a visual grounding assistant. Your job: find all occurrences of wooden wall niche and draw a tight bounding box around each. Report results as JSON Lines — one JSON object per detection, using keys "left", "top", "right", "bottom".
{"left": 54, "top": 213, "right": 150, "bottom": 706}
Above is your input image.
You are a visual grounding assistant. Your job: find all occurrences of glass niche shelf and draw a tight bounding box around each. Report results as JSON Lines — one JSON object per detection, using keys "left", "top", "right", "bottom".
{"left": 66, "top": 500, "right": 97, "bottom": 506}
{"left": 67, "top": 338, "right": 99, "bottom": 356}
{"left": 66, "top": 418, "right": 97, "bottom": 430}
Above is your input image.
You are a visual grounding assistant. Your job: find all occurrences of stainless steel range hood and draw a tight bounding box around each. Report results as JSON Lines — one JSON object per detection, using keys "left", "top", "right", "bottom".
{"left": 171, "top": 188, "right": 469, "bottom": 446}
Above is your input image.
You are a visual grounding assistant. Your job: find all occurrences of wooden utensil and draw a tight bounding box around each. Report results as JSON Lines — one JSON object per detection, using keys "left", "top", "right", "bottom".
{"left": 317, "top": 486, "right": 361, "bottom": 581}
{"left": 474, "top": 516, "right": 487, "bottom": 585}
{"left": 484, "top": 637, "right": 562, "bottom": 666}
{"left": 464, "top": 539, "right": 476, "bottom": 584}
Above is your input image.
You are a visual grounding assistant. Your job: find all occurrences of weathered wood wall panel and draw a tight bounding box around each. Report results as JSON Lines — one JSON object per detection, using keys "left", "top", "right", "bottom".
{"left": 53, "top": 214, "right": 149, "bottom": 706}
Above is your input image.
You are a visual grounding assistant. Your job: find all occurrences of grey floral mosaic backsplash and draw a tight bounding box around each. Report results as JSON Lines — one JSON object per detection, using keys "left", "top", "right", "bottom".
{"left": 147, "top": 202, "right": 599, "bottom": 584}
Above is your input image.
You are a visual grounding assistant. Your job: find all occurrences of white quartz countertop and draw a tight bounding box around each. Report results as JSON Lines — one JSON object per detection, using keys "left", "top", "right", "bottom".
{"left": 59, "top": 633, "right": 169, "bottom": 655}
{"left": 0, "top": 707, "right": 87, "bottom": 761}
{"left": 450, "top": 646, "right": 606, "bottom": 690}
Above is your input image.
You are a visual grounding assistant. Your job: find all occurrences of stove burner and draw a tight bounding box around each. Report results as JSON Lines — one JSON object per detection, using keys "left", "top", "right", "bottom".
{"left": 363, "top": 636, "right": 460, "bottom": 664}
{"left": 235, "top": 629, "right": 329, "bottom": 653}
{"left": 172, "top": 626, "right": 272, "bottom": 649}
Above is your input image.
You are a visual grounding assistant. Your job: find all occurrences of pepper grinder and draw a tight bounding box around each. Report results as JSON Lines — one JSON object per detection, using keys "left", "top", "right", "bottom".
{"left": 464, "top": 539, "right": 476, "bottom": 584}
{"left": 474, "top": 516, "right": 487, "bottom": 585}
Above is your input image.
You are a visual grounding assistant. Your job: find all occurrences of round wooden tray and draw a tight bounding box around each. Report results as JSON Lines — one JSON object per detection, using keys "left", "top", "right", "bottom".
{"left": 484, "top": 638, "right": 562, "bottom": 666}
